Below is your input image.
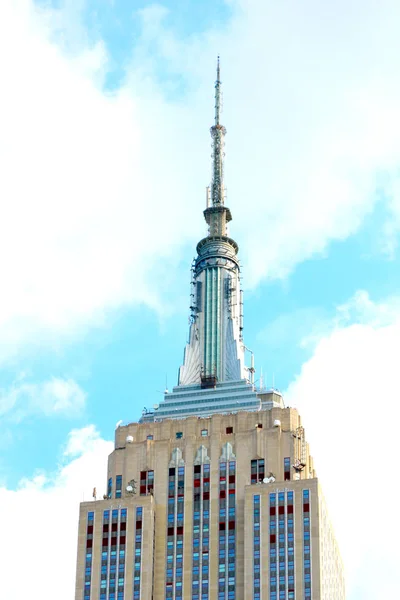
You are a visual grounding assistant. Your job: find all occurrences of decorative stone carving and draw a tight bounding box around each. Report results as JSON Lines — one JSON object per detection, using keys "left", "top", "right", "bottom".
{"left": 169, "top": 447, "right": 185, "bottom": 467}
{"left": 194, "top": 445, "right": 211, "bottom": 465}
{"left": 220, "top": 441, "right": 236, "bottom": 462}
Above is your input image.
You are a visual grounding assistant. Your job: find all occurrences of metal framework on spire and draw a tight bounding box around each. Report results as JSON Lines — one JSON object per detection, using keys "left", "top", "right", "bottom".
{"left": 210, "top": 56, "right": 226, "bottom": 207}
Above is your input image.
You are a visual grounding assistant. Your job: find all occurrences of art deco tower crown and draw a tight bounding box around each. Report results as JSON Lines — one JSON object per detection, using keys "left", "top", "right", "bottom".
{"left": 179, "top": 58, "right": 245, "bottom": 387}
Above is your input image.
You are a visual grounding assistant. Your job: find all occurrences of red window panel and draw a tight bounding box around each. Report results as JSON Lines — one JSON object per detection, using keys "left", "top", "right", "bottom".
{"left": 229, "top": 475, "right": 235, "bottom": 483}
{"left": 120, "top": 536, "right": 126, "bottom": 544}
{"left": 194, "top": 479, "right": 201, "bottom": 487}
{"left": 112, "top": 523, "right": 118, "bottom": 532}
{"left": 136, "top": 521, "right": 142, "bottom": 529}
{"left": 229, "top": 489, "right": 235, "bottom": 495}
{"left": 203, "top": 477, "right": 210, "bottom": 483}
{"left": 278, "top": 506, "right": 284, "bottom": 514}
{"left": 140, "top": 485, "right": 146, "bottom": 495}
{"left": 194, "top": 465, "right": 201, "bottom": 473}
{"left": 103, "top": 524, "right": 109, "bottom": 532}
{"left": 86, "top": 539, "right": 93, "bottom": 548}
{"left": 270, "top": 534, "right": 276, "bottom": 543}
{"left": 219, "top": 522, "right": 226, "bottom": 531}
{"left": 102, "top": 539, "right": 108, "bottom": 547}
{"left": 167, "top": 527, "right": 174, "bottom": 536}
{"left": 228, "top": 521, "right": 235, "bottom": 530}
{"left": 270, "top": 506, "right": 276, "bottom": 516}
{"left": 287, "top": 505, "right": 293, "bottom": 514}
{"left": 203, "top": 492, "right": 210, "bottom": 500}
{"left": 284, "top": 472, "right": 290, "bottom": 481}
{"left": 120, "top": 522, "right": 126, "bottom": 530}
{"left": 111, "top": 537, "right": 117, "bottom": 545}
{"left": 220, "top": 490, "right": 226, "bottom": 499}
{"left": 87, "top": 525, "right": 93, "bottom": 534}
{"left": 177, "top": 526, "right": 184, "bottom": 535}
{"left": 303, "top": 503, "right": 310, "bottom": 512}
{"left": 226, "top": 427, "right": 233, "bottom": 434}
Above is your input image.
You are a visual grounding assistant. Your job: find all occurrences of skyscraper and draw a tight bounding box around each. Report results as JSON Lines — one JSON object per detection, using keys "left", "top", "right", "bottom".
{"left": 75, "top": 60, "right": 345, "bottom": 600}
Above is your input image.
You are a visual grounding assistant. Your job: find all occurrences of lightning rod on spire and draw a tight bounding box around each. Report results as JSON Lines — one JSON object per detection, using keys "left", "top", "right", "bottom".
{"left": 215, "top": 56, "right": 221, "bottom": 125}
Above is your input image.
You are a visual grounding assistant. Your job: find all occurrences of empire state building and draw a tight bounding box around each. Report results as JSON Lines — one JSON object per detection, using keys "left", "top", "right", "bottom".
{"left": 75, "top": 60, "right": 345, "bottom": 600}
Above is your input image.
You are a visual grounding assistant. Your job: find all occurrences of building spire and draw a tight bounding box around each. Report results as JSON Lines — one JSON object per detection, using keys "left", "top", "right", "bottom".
{"left": 210, "top": 56, "right": 226, "bottom": 207}
{"left": 215, "top": 55, "right": 221, "bottom": 125}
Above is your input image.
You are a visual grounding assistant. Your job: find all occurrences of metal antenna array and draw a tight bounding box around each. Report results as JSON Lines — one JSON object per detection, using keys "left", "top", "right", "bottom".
{"left": 210, "top": 56, "right": 227, "bottom": 207}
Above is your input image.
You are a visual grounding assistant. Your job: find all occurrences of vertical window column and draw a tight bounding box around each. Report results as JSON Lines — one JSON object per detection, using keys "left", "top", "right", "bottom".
{"left": 118, "top": 509, "right": 127, "bottom": 600}
{"left": 303, "top": 490, "right": 311, "bottom": 599}
{"left": 284, "top": 458, "right": 291, "bottom": 481}
{"left": 100, "top": 510, "right": 110, "bottom": 600}
{"left": 140, "top": 470, "right": 154, "bottom": 496}
{"left": 218, "top": 461, "right": 227, "bottom": 600}
{"left": 253, "top": 495, "right": 261, "bottom": 600}
{"left": 192, "top": 465, "right": 201, "bottom": 600}
{"left": 116, "top": 475, "right": 122, "bottom": 499}
{"left": 84, "top": 511, "right": 94, "bottom": 600}
{"left": 269, "top": 494, "right": 277, "bottom": 600}
{"left": 287, "top": 492, "right": 295, "bottom": 600}
{"left": 278, "top": 492, "right": 286, "bottom": 600}
{"left": 219, "top": 460, "right": 236, "bottom": 600}
{"left": 108, "top": 509, "right": 119, "bottom": 600}
{"left": 133, "top": 507, "right": 143, "bottom": 600}
{"left": 192, "top": 463, "right": 210, "bottom": 600}
{"left": 166, "top": 467, "right": 176, "bottom": 600}
{"left": 165, "top": 466, "right": 185, "bottom": 600}
{"left": 227, "top": 461, "right": 236, "bottom": 600}
{"left": 269, "top": 491, "right": 296, "bottom": 600}
{"left": 202, "top": 463, "right": 210, "bottom": 600}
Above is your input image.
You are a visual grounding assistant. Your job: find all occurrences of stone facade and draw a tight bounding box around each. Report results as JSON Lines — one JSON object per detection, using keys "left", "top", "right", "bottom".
{"left": 75, "top": 407, "right": 344, "bottom": 599}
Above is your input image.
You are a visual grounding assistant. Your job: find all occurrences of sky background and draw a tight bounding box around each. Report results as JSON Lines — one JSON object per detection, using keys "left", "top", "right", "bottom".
{"left": 1, "top": 0, "right": 400, "bottom": 597}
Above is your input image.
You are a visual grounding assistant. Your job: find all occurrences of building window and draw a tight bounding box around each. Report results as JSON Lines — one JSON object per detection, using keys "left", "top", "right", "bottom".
{"left": 116, "top": 475, "right": 122, "bottom": 498}
{"left": 226, "top": 427, "right": 233, "bottom": 434}
{"left": 140, "top": 470, "right": 154, "bottom": 495}
{"left": 107, "top": 477, "right": 112, "bottom": 498}
{"left": 251, "top": 459, "right": 265, "bottom": 484}
{"left": 176, "top": 431, "right": 183, "bottom": 439}
{"left": 256, "top": 423, "right": 263, "bottom": 429}
{"left": 147, "top": 434, "right": 153, "bottom": 440}
{"left": 201, "top": 429, "right": 208, "bottom": 437}
{"left": 284, "top": 457, "right": 291, "bottom": 481}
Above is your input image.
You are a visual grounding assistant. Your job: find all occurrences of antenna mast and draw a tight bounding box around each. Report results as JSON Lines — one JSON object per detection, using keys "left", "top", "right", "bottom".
{"left": 210, "top": 56, "right": 226, "bottom": 207}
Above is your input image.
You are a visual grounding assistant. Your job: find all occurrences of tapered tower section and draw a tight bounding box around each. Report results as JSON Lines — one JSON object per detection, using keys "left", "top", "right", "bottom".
{"left": 179, "top": 58, "right": 245, "bottom": 387}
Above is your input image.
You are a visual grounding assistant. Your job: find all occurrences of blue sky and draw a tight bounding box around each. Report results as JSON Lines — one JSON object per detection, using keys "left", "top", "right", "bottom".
{"left": 1, "top": 0, "right": 400, "bottom": 598}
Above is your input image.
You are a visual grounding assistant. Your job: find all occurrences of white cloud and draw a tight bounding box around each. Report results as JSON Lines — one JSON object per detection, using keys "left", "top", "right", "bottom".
{"left": 0, "top": 426, "right": 112, "bottom": 600}
{"left": 64, "top": 424, "right": 101, "bottom": 457}
{"left": 285, "top": 291, "right": 400, "bottom": 598}
{"left": 0, "top": 376, "right": 86, "bottom": 421}
{"left": 1, "top": 0, "right": 400, "bottom": 363}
